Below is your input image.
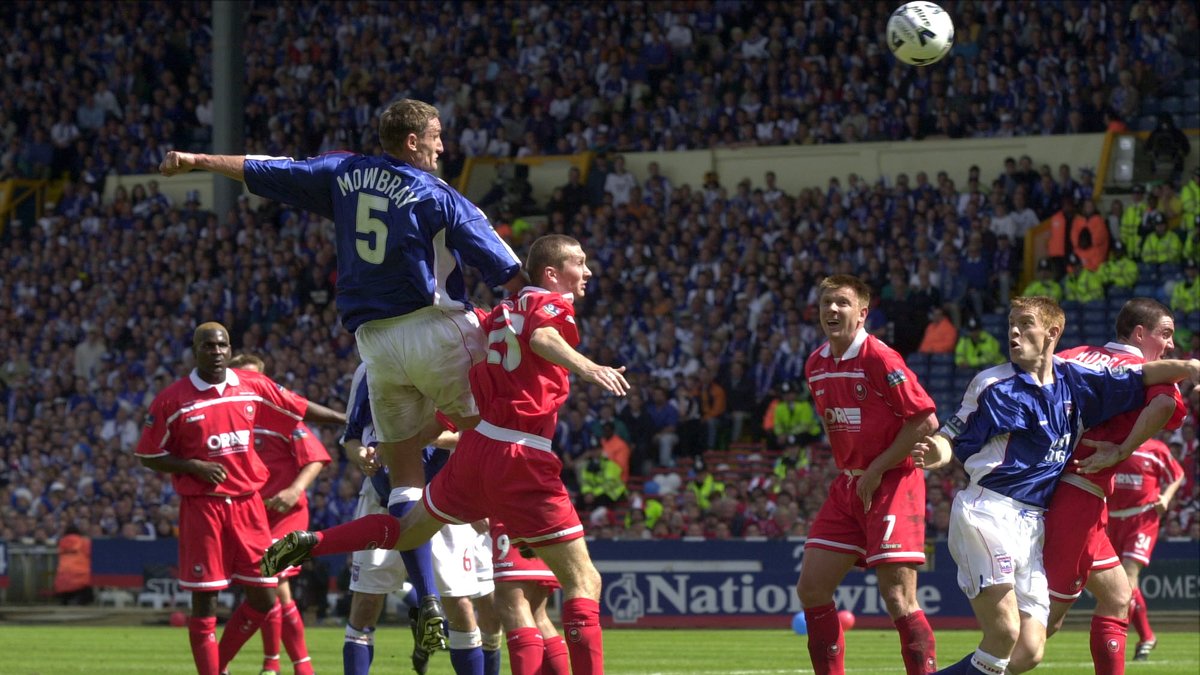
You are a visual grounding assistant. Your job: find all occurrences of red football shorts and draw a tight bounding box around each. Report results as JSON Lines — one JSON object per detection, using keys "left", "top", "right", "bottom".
{"left": 425, "top": 430, "right": 584, "bottom": 548}
{"left": 1043, "top": 482, "right": 1121, "bottom": 602}
{"left": 266, "top": 503, "right": 310, "bottom": 580}
{"left": 1106, "top": 508, "right": 1160, "bottom": 566}
{"left": 491, "top": 520, "right": 561, "bottom": 588}
{"left": 178, "top": 493, "right": 277, "bottom": 590}
{"left": 805, "top": 466, "right": 926, "bottom": 567}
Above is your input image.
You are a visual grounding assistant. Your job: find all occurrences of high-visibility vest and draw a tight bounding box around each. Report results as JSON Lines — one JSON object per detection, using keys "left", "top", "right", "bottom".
{"left": 1140, "top": 231, "right": 1182, "bottom": 264}
{"left": 1120, "top": 203, "right": 1148, "bottom": 256}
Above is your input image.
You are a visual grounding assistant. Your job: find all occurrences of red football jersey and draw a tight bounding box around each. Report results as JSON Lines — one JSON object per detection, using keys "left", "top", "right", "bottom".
{"left": 1058, "top": 342, "right": 1187, "bottom": 493}
{"left": 469, "top": 288, "right": 579, "bottom": 440}
{"left": 805, "top": 329, "right": 935, "bottom": 472}
{"left": 255, "top": 422, "right": 331, "bottom": 505}
{"left": 1109, "top": 439, "right": 1184, "bottom": 509}
{"left": 136, "top": 369, "right": 308, "bottom": 496}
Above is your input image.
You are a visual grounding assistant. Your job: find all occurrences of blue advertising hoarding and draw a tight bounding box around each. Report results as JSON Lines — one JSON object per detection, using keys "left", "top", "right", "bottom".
{"left": 587, "top": 539, "right": 1200, "bottom": 628}
{"left": 1, "top": 537, "right": 1194, "bottom": 625}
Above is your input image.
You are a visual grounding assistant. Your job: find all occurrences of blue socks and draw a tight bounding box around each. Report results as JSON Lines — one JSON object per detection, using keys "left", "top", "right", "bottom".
{"left": 449, "top": 646, "right": 484, "bottom": 675}
{"left": 343, "top": 624, "right": 374, "bottom": 675}
{"left": 448, "top": 628, "right": 485, "bottom": 675}
{"left": 482, "top": 647, "right": 501, "bottom": 675}
{"left": 389, "top": 495, "right": 438, "bottom": 599}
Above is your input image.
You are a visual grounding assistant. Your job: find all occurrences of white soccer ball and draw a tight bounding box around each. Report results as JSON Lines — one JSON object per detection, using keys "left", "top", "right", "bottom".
{"left": 887, "top": 1, "right": 954, "bottom": 66}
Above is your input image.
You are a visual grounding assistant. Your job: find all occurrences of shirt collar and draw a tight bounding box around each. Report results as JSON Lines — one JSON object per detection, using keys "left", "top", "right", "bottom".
{"left": 1104, "top": 341, "right": 1144, "bottom": 359}
{"left": 520, "top": 286, "right": 574, "bottom": 304}
{"left": 819, "top": 328, "right": 869, "bottom": 361}
{"left": 189, "top": 368, "right": 240, "bottom": 395}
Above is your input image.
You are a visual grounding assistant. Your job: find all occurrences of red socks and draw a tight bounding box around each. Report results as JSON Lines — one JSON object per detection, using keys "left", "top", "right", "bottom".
{"left": 313, "top": 513, "right": 400, "bottom": 556}
{"left": 1090, "top": 615, "right": 1128, "bottom": 675}
{"left": 218, "top": 602, "right": 269, "bottom": 672}
{"left": 508, "top": 627, "right": 545, "bottom": 675}
{"left": 189, "top": 615, "right": 219, "bottom": 675}
{"left": 895, "top": 610, "right": 938, "bottom": 673}
{"left": 804, "top": 603, "right": 845, "bottom": 675}
{"left": 1129, "top": 587, "right": 1154, "bottom": 643}
{"left": 260, "top": 601, "right": 283, "bottom": 672}
{"left": 280, "top": 600, "right": 314, "bottom": 675}
{"left": 562, "top": 597, "right": 604, "bottom": 675}
{"left": 543, "top": 635, "right": 570, "bottom": 675}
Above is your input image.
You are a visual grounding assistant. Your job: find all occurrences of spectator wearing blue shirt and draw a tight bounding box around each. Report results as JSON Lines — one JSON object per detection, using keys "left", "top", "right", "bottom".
{"left": 960, "top": 232, "right": 994, "bottom": 320}
{"left": 646, "top": 385, "right": 680, "bottom": 467}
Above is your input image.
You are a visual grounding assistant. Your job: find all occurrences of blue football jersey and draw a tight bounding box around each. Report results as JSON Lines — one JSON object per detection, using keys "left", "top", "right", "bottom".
{"left": 245, "top": 153, "right": 521, "bottom": 331}
{"left": 941, "top": 358, "right": 1145, "bottom": 508}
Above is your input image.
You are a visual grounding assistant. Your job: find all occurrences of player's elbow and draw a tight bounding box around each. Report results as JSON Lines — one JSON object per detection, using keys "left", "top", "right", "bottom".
{"left": 1145, "top": 393, "right": 1177, "bottom": 419}
{"left": 528, "top": 327, "right": 558, "bottom": 358}
{"left": 913, "top": 412, "right": 938, "bottom": 437}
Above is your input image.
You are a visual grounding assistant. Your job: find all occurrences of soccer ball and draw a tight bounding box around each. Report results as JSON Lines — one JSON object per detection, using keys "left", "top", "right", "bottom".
{"left": 887, "top": 1, "right": 954, "bottom": 66}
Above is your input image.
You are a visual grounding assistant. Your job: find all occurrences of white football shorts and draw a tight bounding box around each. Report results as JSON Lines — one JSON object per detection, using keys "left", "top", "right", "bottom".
{"left": 355, "top": 307, "right": 485, "bottom": 443}
{"left": 948, "top": 484, "right": 1050, "bottom": 627}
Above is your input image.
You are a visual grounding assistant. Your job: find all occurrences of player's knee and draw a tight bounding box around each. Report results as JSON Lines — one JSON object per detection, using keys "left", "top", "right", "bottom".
{"left": 1096, "top": 590, "right": 1131, "bottom": 619}
{"left": 1023, "top": 641, "right": 1046, "bottom": 670}
{"left": 444, "top": 596, "right": 477, "bottom": 631}
{"left": 983, "top": 616, "right": 1021, "bottom": 652}
{"left": 1008, "top": 647, "right": 1043, "bottom": 674}
{"left": 579, "top": 564, "right": 602, "bottom": 599}
{"left": 481, "top": 629, "right": 503, "bottom": 651}
{"left": 562, "top": 561, "right": 602, "bottom": 601}
{"left": 879, "top": 584, "right": 918, "bottom": 619}
{"left": 795, "top": 578, "right": 827, "bottom": 607}
{"left": 1045, "top": 613, "right": 1065, "bottom": 638}
{"left": 245, "top": 586, "right": 276, "bottom": 613}
{"left": 191, "top": 592, "right": 219, "bottom": 617}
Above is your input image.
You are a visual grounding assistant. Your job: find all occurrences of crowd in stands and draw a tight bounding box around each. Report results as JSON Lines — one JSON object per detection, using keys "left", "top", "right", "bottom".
{"left": 1, "top": 0, "right": 1199, "bottom": 553}
{"left": 3, "top": 1, "right": 1199, "bottom": 184}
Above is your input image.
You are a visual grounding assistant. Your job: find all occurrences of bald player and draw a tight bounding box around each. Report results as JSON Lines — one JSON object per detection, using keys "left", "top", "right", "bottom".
{"left": 137, "top": 323, "right": 345, "bottom": 675}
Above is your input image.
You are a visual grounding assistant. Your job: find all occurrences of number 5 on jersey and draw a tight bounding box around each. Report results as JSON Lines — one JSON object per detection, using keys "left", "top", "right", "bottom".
{"left": 487, "top": 310, "right": 526, "bottom": 372}
{"left": 355, "top": 193, "right": 389, "bottom": 264}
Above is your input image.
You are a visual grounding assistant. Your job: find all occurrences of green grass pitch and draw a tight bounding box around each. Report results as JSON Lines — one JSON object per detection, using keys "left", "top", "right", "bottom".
{"left": 0, "top": 625, "right": 1195, "bottom": 673}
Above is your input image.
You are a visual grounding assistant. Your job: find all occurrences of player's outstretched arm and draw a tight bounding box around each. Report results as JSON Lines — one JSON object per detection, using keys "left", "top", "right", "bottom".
{"left": 1140, "top": 358, "right": 1200, "bottom": 387}
{"left": 159, "top": 150, "right": 247, "bottom": 182}
{"left": 529, "top": 326, "right": 630, "bottom": 397}
{"left": 1074, "top": 393, "right": 1177, "bottom": 473}
{"left": 912, "top": 433, "right": 953, "bottom": 471}
{"left": 303, "top": 400, "right": 348, "bottom": 426}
